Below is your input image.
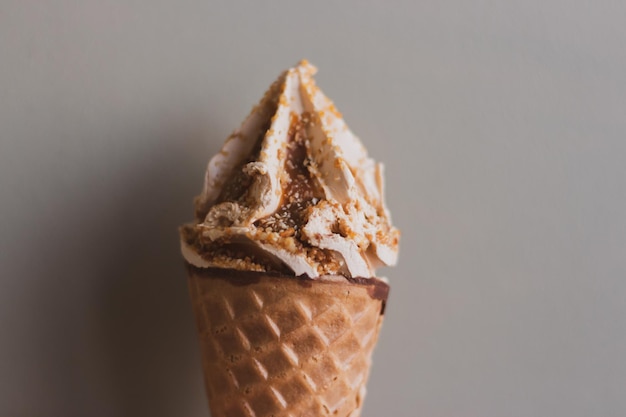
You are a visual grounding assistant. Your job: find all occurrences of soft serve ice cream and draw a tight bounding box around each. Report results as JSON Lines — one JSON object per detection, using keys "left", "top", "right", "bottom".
{"left": 181, "top": 60, "right": 399, "bottom": 278}
{"left": 183, "top": 61, "right": 396, "bottom": 417}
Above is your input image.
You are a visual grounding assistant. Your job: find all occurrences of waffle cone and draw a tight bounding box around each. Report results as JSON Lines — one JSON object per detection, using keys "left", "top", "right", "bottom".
{"left": 186, "top": 264, "right": 389, "bottom": 417}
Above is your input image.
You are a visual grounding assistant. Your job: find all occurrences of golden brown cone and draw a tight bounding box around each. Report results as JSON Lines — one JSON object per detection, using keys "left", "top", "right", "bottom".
{"left": 186, "top": 264, "right": 389, "bottom": 417}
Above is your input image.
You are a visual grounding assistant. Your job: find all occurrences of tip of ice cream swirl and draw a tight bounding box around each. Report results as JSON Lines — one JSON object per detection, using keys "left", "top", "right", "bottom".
{"left": 180, "top": 60, "right": 399, "bottom": 278}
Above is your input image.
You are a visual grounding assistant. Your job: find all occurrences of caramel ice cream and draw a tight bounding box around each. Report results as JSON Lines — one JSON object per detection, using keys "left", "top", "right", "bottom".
{"left": 181, "top": 60, "right": 399, "bottom": 279}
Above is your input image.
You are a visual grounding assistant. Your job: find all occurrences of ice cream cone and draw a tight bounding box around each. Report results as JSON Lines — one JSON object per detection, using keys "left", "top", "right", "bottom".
{"left": 186, "top": 264, "right": 389, "bottom": 417}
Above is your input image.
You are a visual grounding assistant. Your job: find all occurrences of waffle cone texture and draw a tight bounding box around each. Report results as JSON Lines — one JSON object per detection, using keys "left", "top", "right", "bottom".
{"left": 186, "top": 264, "right": 389, "bottom": 417}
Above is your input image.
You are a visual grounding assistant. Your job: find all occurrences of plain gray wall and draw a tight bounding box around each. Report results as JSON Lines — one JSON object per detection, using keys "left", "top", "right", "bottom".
{"left": 2, "top": 1, "right": 626, "bottom": 416}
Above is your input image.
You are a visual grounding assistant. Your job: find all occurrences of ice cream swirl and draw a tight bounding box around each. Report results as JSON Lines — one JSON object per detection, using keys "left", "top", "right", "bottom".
{"left": 181, "top": 60, "right": 399, "bottom": 278}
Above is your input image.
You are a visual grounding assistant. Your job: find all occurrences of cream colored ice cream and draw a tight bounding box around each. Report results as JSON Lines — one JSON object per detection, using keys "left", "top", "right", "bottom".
{"left": 180, "top": 60, "right": 399, "bottom": 278}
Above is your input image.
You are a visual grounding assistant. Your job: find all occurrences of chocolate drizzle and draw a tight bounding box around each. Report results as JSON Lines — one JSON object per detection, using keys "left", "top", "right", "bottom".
{"left": 254, "top": 113, "right": 324, "bottom": 236}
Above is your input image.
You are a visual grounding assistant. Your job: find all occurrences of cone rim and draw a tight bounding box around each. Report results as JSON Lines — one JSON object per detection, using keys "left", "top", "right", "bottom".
{"left": 185, "top": 262, "right": 389, "bottom": 313}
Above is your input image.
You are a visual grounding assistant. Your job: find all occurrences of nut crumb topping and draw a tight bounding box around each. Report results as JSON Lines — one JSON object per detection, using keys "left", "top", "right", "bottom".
{"left": 183, "top": 61, "right": 399, "bottom": 278}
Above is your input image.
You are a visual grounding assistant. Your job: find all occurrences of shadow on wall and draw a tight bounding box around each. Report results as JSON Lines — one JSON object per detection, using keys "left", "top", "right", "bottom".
{"left": 25, "top": 118, "right": 222, "bottom": 416}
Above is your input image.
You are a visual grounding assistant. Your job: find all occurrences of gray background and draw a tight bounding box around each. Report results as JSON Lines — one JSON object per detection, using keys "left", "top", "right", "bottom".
{"left": 1, "top": 1, "right": 625, "bottom": 416}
